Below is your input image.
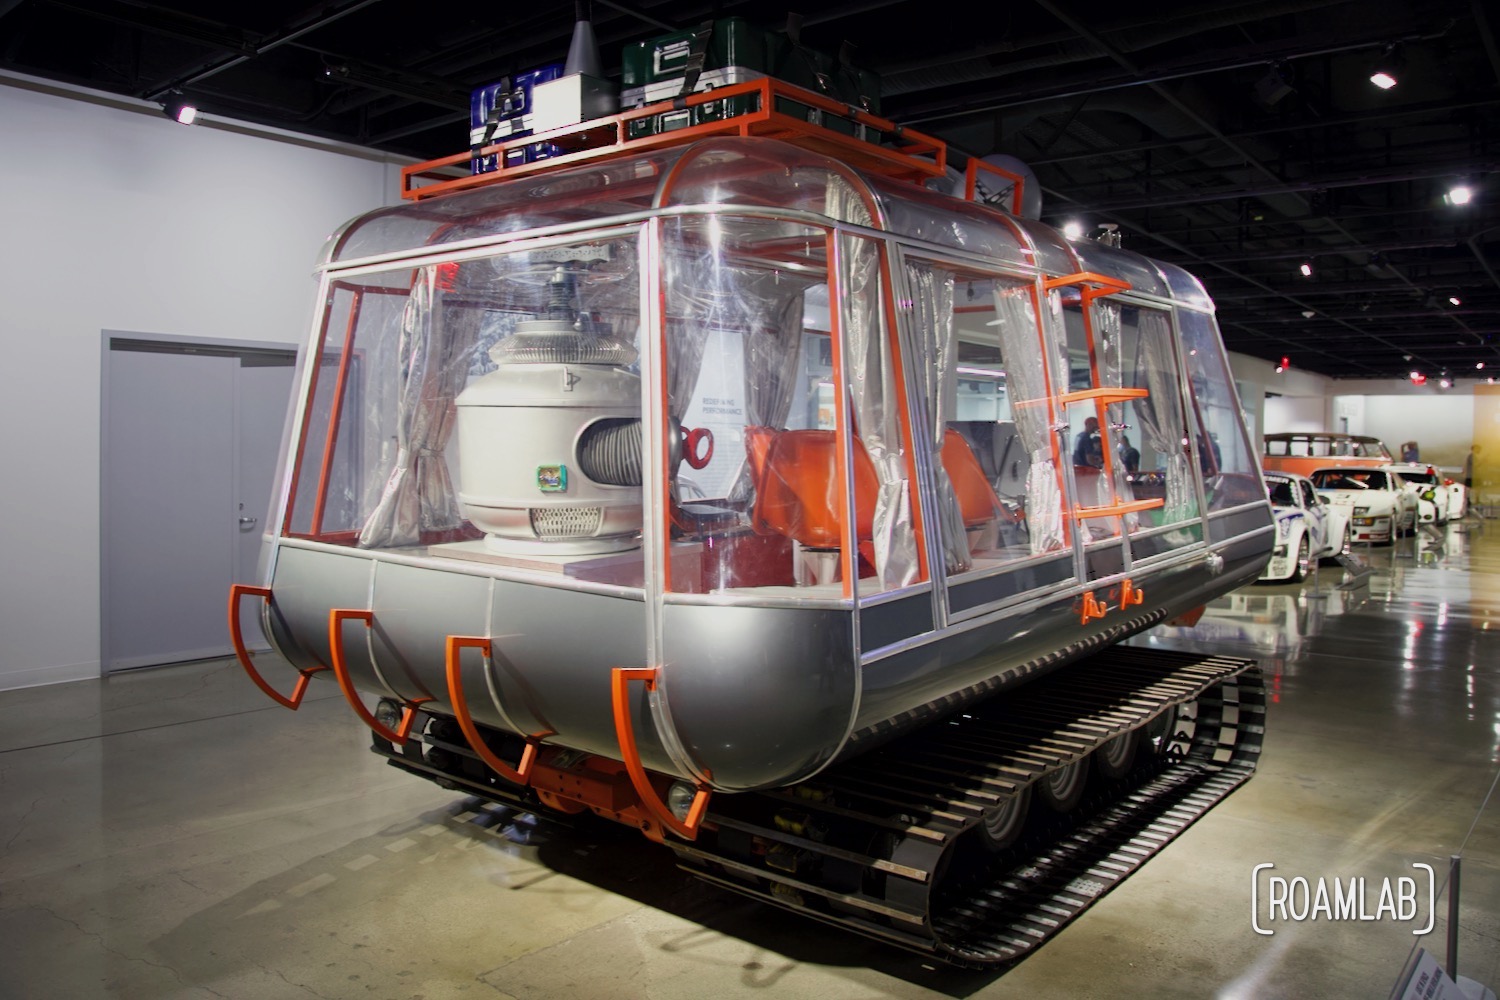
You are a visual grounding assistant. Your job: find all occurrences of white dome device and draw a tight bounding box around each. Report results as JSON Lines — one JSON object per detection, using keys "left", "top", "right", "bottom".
{"left": 455, "top": 263, "right": 711, "bottom": 556}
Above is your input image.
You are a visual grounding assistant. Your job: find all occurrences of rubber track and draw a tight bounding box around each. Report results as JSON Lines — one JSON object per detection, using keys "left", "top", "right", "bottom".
{"left": 670, "top": 645, "right": 1265, "bottom": 967}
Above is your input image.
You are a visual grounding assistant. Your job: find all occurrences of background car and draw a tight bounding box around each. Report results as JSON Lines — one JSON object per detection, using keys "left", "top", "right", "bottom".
{"left": 1260, "top": 471, "right": 1351, "bottom": 582}
{"left": 1310, "top": 467, "right": 1418, "bottom": 545}
{"left": 1386, "top": 463, "right": 1456, "bottom": 526}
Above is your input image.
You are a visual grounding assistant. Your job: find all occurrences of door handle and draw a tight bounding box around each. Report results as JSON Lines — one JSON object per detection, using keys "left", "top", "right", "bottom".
{"left": 239, "top": 516, "right": 258, "bottom": 525}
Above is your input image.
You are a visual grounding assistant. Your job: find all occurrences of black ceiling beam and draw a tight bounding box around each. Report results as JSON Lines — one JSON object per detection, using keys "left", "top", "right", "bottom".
{"left": 1024, "top": 96, "right": 1500, "bottom": 168}
{"left": 135, "top": 0, "right": 384, "bottom": 102}
{"left": 1062, "top": 159, "right": 1499, "bottom": 214}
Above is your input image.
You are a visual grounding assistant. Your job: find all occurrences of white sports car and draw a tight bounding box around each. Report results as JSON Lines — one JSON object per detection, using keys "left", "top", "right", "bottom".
{"left": 1310, "top": 467, "right": 1419, "bottom": 545}
{"left": 1387, "top": 463, "right": 1461, "bottom": 524}
{"left": 1259, "top": 472, "right": 1351, "bottom": 582}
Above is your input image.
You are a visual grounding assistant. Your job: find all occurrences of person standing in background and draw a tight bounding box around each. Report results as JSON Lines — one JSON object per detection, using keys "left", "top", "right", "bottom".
{"left": 1073, "top": 416, "right": 1103, "bottom": 468}
{"left": 1119, "top": 435, "right": 1140, "bottom": 474}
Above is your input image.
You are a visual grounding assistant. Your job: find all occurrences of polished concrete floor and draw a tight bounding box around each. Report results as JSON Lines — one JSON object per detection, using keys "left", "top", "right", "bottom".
{"left": 3, "top": 522, "right": 1499, "bottom": 999}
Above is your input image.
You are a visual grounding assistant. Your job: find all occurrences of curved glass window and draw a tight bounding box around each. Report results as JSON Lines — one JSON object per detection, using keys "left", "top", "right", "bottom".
{"left": 323, "top": 148, "right": 690, "bottom": 265}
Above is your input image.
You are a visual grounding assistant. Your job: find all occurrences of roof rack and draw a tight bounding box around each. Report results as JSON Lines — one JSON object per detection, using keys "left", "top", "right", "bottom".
{"left": 400, "top": 76, "right": 948, "bottom": 202}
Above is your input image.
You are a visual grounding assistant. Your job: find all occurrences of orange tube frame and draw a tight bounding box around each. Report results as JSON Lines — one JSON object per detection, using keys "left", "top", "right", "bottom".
{"left": 610, "top": 667, "right": 711, "bottom": 841}
{"left": 327, "top": 608, "right": 431, "bottom": 745}
{"left": 444, "top": 635, "right": 543, "bottom": 786}
{"left": 228, "top": 584, "right": 328, "bottom": 709}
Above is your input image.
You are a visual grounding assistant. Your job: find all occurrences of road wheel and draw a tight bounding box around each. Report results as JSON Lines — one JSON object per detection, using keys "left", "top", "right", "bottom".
{"left": 1290, "top": 534, "right": 1311, "bottom": 582}
{"left": 1037, "top": 757, "right": 1088, "bottom": 813}
{"left": 977, "top": 787, "right": 1031, "bottom": 852}
{"left": 1095, "top": 729, "right": 1140, "bottom": 780}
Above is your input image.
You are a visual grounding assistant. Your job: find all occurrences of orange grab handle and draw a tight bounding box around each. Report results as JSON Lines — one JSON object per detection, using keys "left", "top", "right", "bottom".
{"left": 327, "top": 608, "right": 431, "bottom": 745}
{"left": 444, "top": 635, "right": 543, "bottom": 786}
{"left": 228, "top": 584, "right": 327, "bottom": 709}
{"left": 1080, "top": 591, "right": 1108, "bottom": 625}
{"left": 1074, "top": 497, "right": 1166, "bottom": 520}
{"left": 683, "top": 426, "right": 714, "bottom": 470}
{"left": 610, "top": 667, "right": 711, "bottom": 841}
{"left": 1121, "top": 578, "right": 1145, "bottom": 608}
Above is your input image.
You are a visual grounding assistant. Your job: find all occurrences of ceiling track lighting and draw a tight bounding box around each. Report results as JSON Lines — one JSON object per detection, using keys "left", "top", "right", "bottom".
{"left": 1369, "top": 44, "right": 1401, "bottom": 90}
{"left": 1298, "top": 261, "right": 1313, "bottom": 277}
{"left": 162, "top": 93, "right": 198, "bottom": 125}
{"left": 1444, "top": 184, "right": 1474, "bottom": 206}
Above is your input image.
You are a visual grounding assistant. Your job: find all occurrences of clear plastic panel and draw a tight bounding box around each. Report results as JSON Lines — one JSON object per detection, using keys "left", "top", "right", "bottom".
{"left": 1104, "top": 301, "right": 1202, "bottom": 530}
{"left": 841, "top": 231, "right": 918, "bottom": 596}
{"left": 1010, "top": 217, "right": 1083, "bottom": 282}
{"left": 323, "top": 149, "right": 687, "bottom": 265}
{"left": 658, "top": 137, "right": 879, "bottom": 226}
{"left": 1155, "top": 259, "right": 1214, "bottom": 310}
{"left": 901, "top": 256, "right": 1067, "bottom": 577}
{"left": 1177, "top": 308, "right": 1264, "bottom": 511}
{"left": 656, "top": 215, "right": 845, "bottom": 594}
{"left": 286, "top": 236, "right": 656, "bottom": 588}
{"left": 863, "top": 174, "right": 1031, "bottom": 268}
{"left": 1070, "top": 239, "right": 1169, "bottom": 298}
{"left": 1060, "top": 296, "right": 1123, "bottom": 540}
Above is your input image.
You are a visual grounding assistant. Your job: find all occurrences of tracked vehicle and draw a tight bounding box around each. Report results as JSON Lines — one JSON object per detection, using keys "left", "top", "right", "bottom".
{"left": 229, "top": 76, "right": 1271, "bottom": 965}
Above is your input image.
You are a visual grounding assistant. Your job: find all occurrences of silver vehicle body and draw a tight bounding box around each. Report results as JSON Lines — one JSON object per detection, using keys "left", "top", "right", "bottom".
{"left": 248, "top": 136, "right": 1273, "bottom": 794}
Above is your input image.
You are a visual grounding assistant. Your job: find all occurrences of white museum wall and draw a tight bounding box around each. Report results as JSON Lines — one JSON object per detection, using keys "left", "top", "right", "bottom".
{"left": 1263, "top": 394, "right": 1329, "bottom": 434}
{"left": 0, "top": 77, "right": 405, "bottom": 689}
{"left": 1345, "top": 394, "right": 1474, "bottom": 472}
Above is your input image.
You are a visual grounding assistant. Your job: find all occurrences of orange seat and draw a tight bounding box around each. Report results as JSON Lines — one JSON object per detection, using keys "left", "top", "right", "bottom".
{"left": 941, "top": 428, "right": 1001, "bottom": 527}
{"left": 744, "top": 427, "right": 877, "bottom": 549}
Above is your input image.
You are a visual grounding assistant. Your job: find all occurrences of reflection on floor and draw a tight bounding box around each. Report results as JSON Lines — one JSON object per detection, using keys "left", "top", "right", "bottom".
{"left": 2, "top": 521, "right": 1497, "bottom": 999}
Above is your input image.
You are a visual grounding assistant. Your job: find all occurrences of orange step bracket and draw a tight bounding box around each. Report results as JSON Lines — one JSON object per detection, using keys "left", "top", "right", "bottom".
{"left": 610, "top": 667, "right": 711, "bottom": 841}
{"left": 444, "top": 635, "right": 548, "bottom": 786}
{"left": 228, "top": 584, "right": 328, "bottom": 709}
{"left": 328, "top": 608, "right": 432, "bottom": 745}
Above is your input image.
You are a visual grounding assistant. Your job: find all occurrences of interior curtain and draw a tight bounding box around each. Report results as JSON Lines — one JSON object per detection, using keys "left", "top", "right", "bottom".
{"left": 1131, "top": 307, "right": 1199, "bottom": 523}
{"left": 841, "top": 230, "right": 917, "bottom": 589}
{"left": 904, "top": 261, "right": 971, "bottom": 572}
{"left": 997, "top": 283, "right": 1067, "bottom": 554}
{"left": 743, "top": 289, "right": 806, "bottom": 428}
{"left": 359, "top": 267, "right": 480, "bottom": 548}
{"left": 821, "top": 178, "right": 917, "bottom": 589}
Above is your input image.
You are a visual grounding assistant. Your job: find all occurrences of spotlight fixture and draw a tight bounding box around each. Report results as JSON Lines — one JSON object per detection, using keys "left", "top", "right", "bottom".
{"left": 1253, "top": 63, "right": 1294, "bottom": 107}
{"left": 1369, "top": 45, "right": 1400, "bottom": 90}
{"left": 1275, "top": 356, "right": 1289, "bottom": 374}
{"left": 1476, "top": 362, "right": 1485, "bottom": 371}
{"left": 1444, "top": 185, "right": 1473, "bottom": 206}
{"left": 1062, "top": 221, "right": 1084, "bottom": 240}
{"left": 1299, "top": 261, "right": 1313, "bottom": 277}
{"left": 1410, "top": 371, "right": 1426, "bottom": 385}
{"left": 1450, "top": 296, "right": 1463, "bottom": 306}
{"left": 162, "top": 94, "right": 197, "bottom": 125}
{"left": 1301, "top": 310, "right": 1316, "bottom": 319}
{"left": 1440, "top": 378, "right": 1453, "bottom": 389}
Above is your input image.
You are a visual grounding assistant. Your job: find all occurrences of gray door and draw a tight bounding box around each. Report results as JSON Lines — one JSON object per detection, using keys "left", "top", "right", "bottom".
{"left": 103, "top": 337, "right": 296, "bottom": 672}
